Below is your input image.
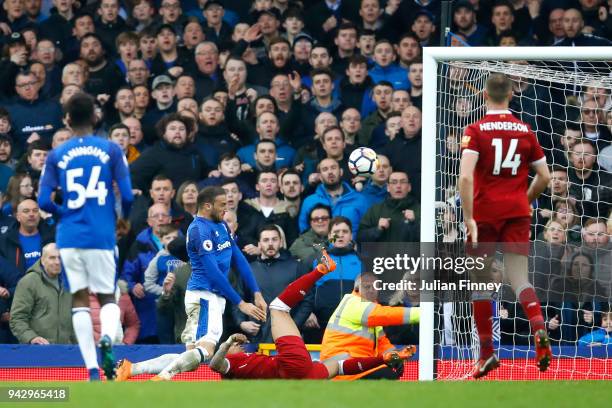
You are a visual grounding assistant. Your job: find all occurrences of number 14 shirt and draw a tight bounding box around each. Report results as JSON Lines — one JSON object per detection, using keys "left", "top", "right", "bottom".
{"left": 39, "top": 136, "right": 132, "bottom": 250}
{"left": 461, "top": 110, "right": 546, "bottom": 222}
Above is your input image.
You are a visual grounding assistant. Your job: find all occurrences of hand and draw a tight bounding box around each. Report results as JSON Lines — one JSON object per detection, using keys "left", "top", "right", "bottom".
{"left": 227, "top": 75, "right": 241, "bottom": 97}
{"left": 304, "top": 313, "right": 320, "bottom": 329}
{"left": 131, "top": 189, "right": 143, "bottom": 196}
{"left": 167, "top": 66, "right": 183, "bottom": 77}
{"left": 30, "top": 336, "right": 50, "bottom": 345}
{"left": 245, "top": 88, "right": 258, "bottom": 102}
{"left": 499, "top": 306, "right": 508, "bottom": 319}
{"left": 238, "top": 301, "right": 267, "bottom": 322}
{"left": 132, "top": 283, "right": 145, "bottom": 299}
{"left": 243, "top": 23, "right": 263, "bottom": 43}
{"left": 208, "top": 169, "right": 221, "bottom": 178}
{"left": 253, "top": 292, "right": 267, "bottom": 321}
{"left": 96, "top": 94, "right": 110, "bottom": 105}
{"left": 385, "top": 0, "right": 401, "bottom": 15}
{"left": 599, "top": 5, "right": 608, "bottom": 21}
{"left": 242, "top": 48, "right": 258, "bottom": 65}
{"left": 0, "top": 312, "right": 9, "bottom": 322}
{"left": 354, "top": 181, "right": 363, "bottom": 191}
{"left": 242, "top": 244, "right": 261, "bottom": 256}
{"left": 294, "top": 162, "right": 305, "bottom": 173}
{"left": 300, "top": 89, "right": 311, "bottom": 104}
{"left": 308, "top": 172, "right": 321, "bottom": 185}
{"left": 464, "top": 218, "right": 478, "bottom": 244}
{"left": 538, "top": 209, "right": 552, "bottom": 219}
{"left": 322, "top": 15, "right": 338, "bottom": 32}
{"left": 241, "top": 163, "right": 254, "bottom": 173}
{"left": 583, "top": 310, "right": 594, "bottom": 325}
{"left": 378, "top": 217, "right": 391, "bottom": 230}
{"left": 26, "top": 132, "right": 41, "bottom": 144}
{"left": 239, "top": 321, "right": 261, "bottom": 336}
{"left": 229, "top": 333, "right": 248, "bottom": 344}
{"left": 403, "top": 209, "right": 416, "bottom": 222}
{"left": 526, "top": 0, "right": 541, "bottom": 18}
{"left": 0, "top": 23, "right": 11, "bottom": 35}
{"left": 162, "top": 272, "right": 176, "bottom": 295}
{"left": 10, "top": 48, "right": 27, "bottom": 66}
{"left": 288, "top": 71, "right": 302, "bottom": 92}
{"left": 0, "top": 286, "right": 9, "bottom": 298}
{"left": 548, "top": 314, "right": 560, "bottom": 331}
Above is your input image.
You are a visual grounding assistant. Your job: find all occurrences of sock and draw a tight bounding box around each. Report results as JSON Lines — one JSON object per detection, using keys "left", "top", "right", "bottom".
{"left": 132, "top": 354, "right": 180, "bottom": 375}
{"left": 275, "top": 269, "right": 324, "bottom": 310}
{"left": 517, "top": 285, "right": 545, "bottom": 333}
{"left": 99, "top": 303, "right": 121, "bottom": 342}
{"left": 88, "top": 368, "right": 100, "bottom": 381}
{"left": 338, "top": 357, "right": 385, "bottom": 375}
{"left": 72, "top": 307, "right": 99, "bottom": 370}
{"left": 473, "top": 300, "right": 494, "bottom": 359}
{"left": 158, "top": 347, "right": 209, "bottom": 380}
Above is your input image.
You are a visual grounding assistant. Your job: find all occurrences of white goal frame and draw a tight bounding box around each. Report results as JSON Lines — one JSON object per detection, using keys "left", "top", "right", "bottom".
{"left": 419, "top": 46, "right": 612, "bottom": 381}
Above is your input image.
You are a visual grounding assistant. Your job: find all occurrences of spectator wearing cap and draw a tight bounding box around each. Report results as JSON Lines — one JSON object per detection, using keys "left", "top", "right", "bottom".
{"left": 141, "top": 75, "right": 177, "bottom": 143}
{"left": 130, "top": 113, "right": 209, "bottom": 191}
{"left": 0, "top": 0, "right": 30, "bottom": 33}
{"left": 39, "top": 0, "right": 75, "bottom": 52}
{"left": 252, "top": 7, "right": 282, "bottom": 58}
{"left": 292, "top": 32, "right": 313, "bottom": 77}
{"left": 451, "top": 0, "right": 487, "bottom": 46}
{"left": 79, "top": 33, "right": 123, "bottom": 98}
{"left": 5, "top": 71, "right": 62, "bottom": 156}
{"left": 202, "top": 0, "right": 232, "bottom": 51}
{"left": 95, "top": 0, "right": 129, "bottom": 55}
{"left": 150, "top": 24, "right": 193, "bottom": 76}
{"left": 411, "top": 9, "right": 437, "bottom": 47}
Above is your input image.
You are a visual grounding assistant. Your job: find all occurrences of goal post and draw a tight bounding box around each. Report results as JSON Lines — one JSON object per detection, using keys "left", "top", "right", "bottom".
{"left": 419, "top": 47, "right": 612, "bottom": 381}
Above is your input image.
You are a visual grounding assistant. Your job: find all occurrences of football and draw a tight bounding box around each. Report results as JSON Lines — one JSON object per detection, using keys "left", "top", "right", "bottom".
{"left": 348, "top": 147, "right": 378, "bottom": 176}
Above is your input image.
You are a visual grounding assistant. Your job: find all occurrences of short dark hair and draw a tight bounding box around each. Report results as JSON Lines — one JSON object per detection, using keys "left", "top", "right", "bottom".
{"left": 280, "top": 169, "right": 300, "bottom": 183}
{"left": 255, "top": 139, "right": 276, "bottom": 151}
{"left": 310, "top": 67, "right": 334, "bottom": 81}
{"left": 220, "top": 178, "right": 240, "bottom": 189}
{"left": 374, "top": 80, "right": 393, "bottom": 90}
{"left": 330, "top": 215, "right": 352, "bottom": 232}
{"left": 258, "top": 224, "right": 281, "bottom": 240}
{"left": 108, "top": 123, "right": 130, "bottom": 138}
{"left": 308, "top": 203, "right": 331, "bottom": 220}
{"left": 492, "top": 0, "right": 513, "bottom": 13}
{"left": 359, "top": 28, "right": 376, "bottom": 37}
{"left": 269, "top": 36, "right": 291, "bottom": 49}
{"left": 65, "top": 92, "right": 96, "bottom": 129}
{"left": 256, "top": 170, "right": 278, "bottom": 183}
{"left": 27, "top": 140, "right": 50, "bottom": 157}
{"left": 219, "top": 152, "right": 241, "bottom": 164}
{"left": 151, "top": 174, "right": 172, "bottom": 185}
{"left": 348, "top": 54, "right": 368, "bottom": 67}
{"left": 336, "top": 21, "right": 358, "bottom": 35}
{"left": 197, "top": 186, "right": 226, "bottom": 208}
{"left": 321, "top": 126, "right": 345, "bottom": 142}
{"left": 73, "top": 12, "right": 94, "bottom": 28}
{"left": 158, "top": 223, "right": 179, "bottom": 238}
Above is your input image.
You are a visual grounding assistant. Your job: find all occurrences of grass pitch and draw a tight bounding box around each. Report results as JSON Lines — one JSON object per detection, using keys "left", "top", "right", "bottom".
{"left": 2, "top": 380, "right": 609, "bottom": 408}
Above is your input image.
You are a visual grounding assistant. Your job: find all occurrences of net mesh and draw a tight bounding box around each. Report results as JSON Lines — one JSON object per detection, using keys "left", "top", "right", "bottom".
{"left": 434, "top": 59, "right": 612, "bottom": 380}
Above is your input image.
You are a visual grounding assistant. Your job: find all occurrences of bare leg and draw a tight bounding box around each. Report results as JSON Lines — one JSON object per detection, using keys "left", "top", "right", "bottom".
{"left": 270, "top": 309, "right": 301, "bottom": 341}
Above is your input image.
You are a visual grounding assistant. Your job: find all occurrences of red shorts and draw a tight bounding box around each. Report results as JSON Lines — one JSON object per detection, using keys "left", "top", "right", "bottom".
{"left": 468, "top": 217, "right": 530, "bottom": 256}
{"left": 275, "top": 335, "right": 328, "bottom": 379}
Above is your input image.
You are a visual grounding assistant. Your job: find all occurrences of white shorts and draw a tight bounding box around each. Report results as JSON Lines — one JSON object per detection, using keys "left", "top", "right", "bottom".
{"left": 181, "top": 290, "right": 226, "bottom": 346}
{"left": 59, "top": 248, "right": 116, "bottom": 294}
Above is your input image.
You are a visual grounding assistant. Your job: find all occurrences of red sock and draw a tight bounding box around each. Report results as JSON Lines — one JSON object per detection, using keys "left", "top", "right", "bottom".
{"left": 339, "top": 357, "right": 385, "bottom": 375}
{"left": 518, "top": 286, "right": 545, "bottom": 333}
{"left": 473, "top": 300, "right": 494, "bottom": 359}
{"left": 276, "top": 269, "right": 324, "bottom": 309}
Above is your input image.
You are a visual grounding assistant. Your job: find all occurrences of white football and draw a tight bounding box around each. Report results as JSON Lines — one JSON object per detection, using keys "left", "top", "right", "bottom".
{"left": 348, "top": 147, "right": 378, "bottom": 177}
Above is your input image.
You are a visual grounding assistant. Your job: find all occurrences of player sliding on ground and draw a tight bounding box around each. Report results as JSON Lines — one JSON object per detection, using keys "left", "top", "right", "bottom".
{"left": 116, "top": 250, "right": 416, "bottom": 380}
{"left": 458, "top": 73, "right": 553, "bottom": 379}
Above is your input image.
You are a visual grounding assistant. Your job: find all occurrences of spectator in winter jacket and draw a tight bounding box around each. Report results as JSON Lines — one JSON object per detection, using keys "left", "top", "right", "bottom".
{"left": 89, "top": 286, "right": 140, "bottom": 345}
{"left": 290, "top": 203, "right": 331, "bottom": 263}
{"left": 578, "top": 309, "right": 612, "bottom": 346}
{"left": 233, "top": 225, "right": 310, "bottom": 343}
{"left": 338, "top": 54, "right": 373, "bottom": 114}
{"left": 359, "top": 81, "right": 394, "bottom": 145}
{"left": 360, "top": 154, "right": 392, "bottom": 208}
{"left": 301, "top": 68, "right": 345, "bottom": 141}
{"left": 0, "top": 255, "right": 21, "bottom": 343}
{"left": 122, "top": 203, "right": 171, "bottom": 343}
{"left": 130, "top": 113, "right": 209, "bottom": 192}
{"left": 368, "top": 40, "right": 409, "bottom": 90}
{"left": 237, "top": 112, "right": 296, "bottom": 170}
{"left": 5, "top": 71, "right": 63, "bottom": 156}
{"left": 9, "top": 243, "right": 74, "bottom": 344}
{"left": 299, "top": 158, "right": 369, "bottom": 237}
{"left": 0, "top": 199, "right": 55, "bottom": 275}
{"left": 358, "top": 171, "right": 420, "bottom": 243}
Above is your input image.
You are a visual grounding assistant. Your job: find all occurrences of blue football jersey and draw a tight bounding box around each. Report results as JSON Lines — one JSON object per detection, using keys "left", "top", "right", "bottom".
{"left": 39, "top": 136, "right": 132, "bottom": 249}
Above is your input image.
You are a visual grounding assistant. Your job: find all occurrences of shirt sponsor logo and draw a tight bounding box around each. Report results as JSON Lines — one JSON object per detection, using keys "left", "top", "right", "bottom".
{"left": 217, "top": 241, "right": 231, "bottom": 251}
{"left": 479, "top": 121, "right": 529, "bottom": 132}
{"left": 24, "top": 251, "right": 42, "bottom": 259}
{"left": 203, "top": 240, "right": 213, "bottom": 251}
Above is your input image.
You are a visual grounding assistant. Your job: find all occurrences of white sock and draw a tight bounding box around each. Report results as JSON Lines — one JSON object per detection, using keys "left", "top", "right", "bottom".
{"left": 72, "top": 308, "right": 99, "bottom": 370}
{"left": 132, "top": 354, "right": 180, "bottom": 375}
{"left": 338, "top": 360, "right": 345, "bottom": 376}
{"left": 158, "top": 347, "right": 209, "bottom": 380}
{"left": 99, "top": 303, "right": 121, "bottom": 342}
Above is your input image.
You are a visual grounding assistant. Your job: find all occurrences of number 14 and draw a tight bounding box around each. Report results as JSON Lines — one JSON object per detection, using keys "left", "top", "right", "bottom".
{"left": 491, "top": 138, "right": 521, "bottom": 175}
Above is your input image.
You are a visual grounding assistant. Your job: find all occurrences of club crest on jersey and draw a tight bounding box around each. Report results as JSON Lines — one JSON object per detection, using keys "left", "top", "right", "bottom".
{"left": 215, "top": 230, "right": 219, "bottom": 237}
{"left": 461, "top": 135, "right": 471, "bottom": 148}
{"left": 203, "top": 240, "right": 213, "bottom": 251}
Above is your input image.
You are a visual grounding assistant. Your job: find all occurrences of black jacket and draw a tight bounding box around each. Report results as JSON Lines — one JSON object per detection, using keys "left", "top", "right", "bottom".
{"left": 0, "top": 222, "right": 55, "bottom": 275}
{"left": 39, "top": 9, "right": 74, "bottom": 52}
{"left": 232, "top": 251, "right": 310, "bottom": 343}
{"left": 238, "top": 199, "right": 299, "bottom": 248}
{"left": 338, "top": 76, "right": 372, "bottom": 112}
{"left": 381, "top": 130, "right": 422, "bottom": 198}
{"left": 129, "top": 141, "right": 209, "bottom": 191}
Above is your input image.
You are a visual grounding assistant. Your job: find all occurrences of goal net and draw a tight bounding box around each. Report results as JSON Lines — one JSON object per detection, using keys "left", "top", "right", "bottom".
{"left": 420, "top": 47, "right": 612, "bottom": 381}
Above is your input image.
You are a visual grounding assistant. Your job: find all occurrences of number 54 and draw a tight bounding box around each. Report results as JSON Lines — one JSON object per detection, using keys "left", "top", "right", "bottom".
{"left": 66, "top": 166, "right": 108, "bottom": 209}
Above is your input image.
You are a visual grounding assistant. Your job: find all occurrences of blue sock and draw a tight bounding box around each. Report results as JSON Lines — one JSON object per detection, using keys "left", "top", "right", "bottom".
{"left": 88, "top": 368, "right": 100, "bottom": 381}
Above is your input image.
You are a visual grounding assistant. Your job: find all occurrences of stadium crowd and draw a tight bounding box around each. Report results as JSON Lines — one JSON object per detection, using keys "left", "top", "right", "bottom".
{"left": 0, "top": 0, "right": 610, "bottom": 351}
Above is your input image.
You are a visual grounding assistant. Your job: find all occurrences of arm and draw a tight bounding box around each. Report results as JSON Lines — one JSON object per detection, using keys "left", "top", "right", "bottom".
{"left": 121, "top": 245, "right": 142, "bottom": 291}
{"left": 458, "top": 150, "right": 479, "bottom": 241}
{"left": 112, "top": 144, "right": 134, "bottom": 217}
{"left": 357, "top": 208, "right": 384, "bottom": 243}
{"left": 143, "top": 252, "right": 163, "bottom": 296}
{"left": 209, "top": 333, "right": 248, "bottom": 374}
{"left": 230, "top": 237, "right": 260, "bottom": 295}
{"left": 527, "top": 160, "right": 551, "bottom": 203}
{"left": 38, "top": 154, "right": 60, "bottom": 214}
{"left": 363, "top": 303, "right": 420, "bottom": 327}
{"left": 8, "top": 278, "right": 39, "bottom": 344}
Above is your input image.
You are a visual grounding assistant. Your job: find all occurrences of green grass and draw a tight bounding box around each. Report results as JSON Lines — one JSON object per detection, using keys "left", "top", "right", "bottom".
{"left": 1, "top": 380, "right": 609, "bottom": 408}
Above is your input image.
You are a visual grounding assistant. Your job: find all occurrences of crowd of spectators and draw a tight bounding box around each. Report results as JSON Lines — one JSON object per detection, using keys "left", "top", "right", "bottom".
{"left": 0, "top": 0, "right": 610, "bottom": 348}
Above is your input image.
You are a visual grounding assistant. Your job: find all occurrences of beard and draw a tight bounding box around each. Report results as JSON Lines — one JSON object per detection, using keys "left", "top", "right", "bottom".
{"left": 324, "top": 179, "right": 341, "bottom": 191}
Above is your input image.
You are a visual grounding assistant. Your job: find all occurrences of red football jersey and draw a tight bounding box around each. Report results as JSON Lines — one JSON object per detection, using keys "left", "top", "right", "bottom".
{"left": 461, "top": 110, "right": 546, "bottom": 222}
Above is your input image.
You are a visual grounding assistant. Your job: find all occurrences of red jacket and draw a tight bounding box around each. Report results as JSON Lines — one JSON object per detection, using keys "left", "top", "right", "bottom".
{"left": 89, "top": 292, "right": 140, "bottom": 344}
